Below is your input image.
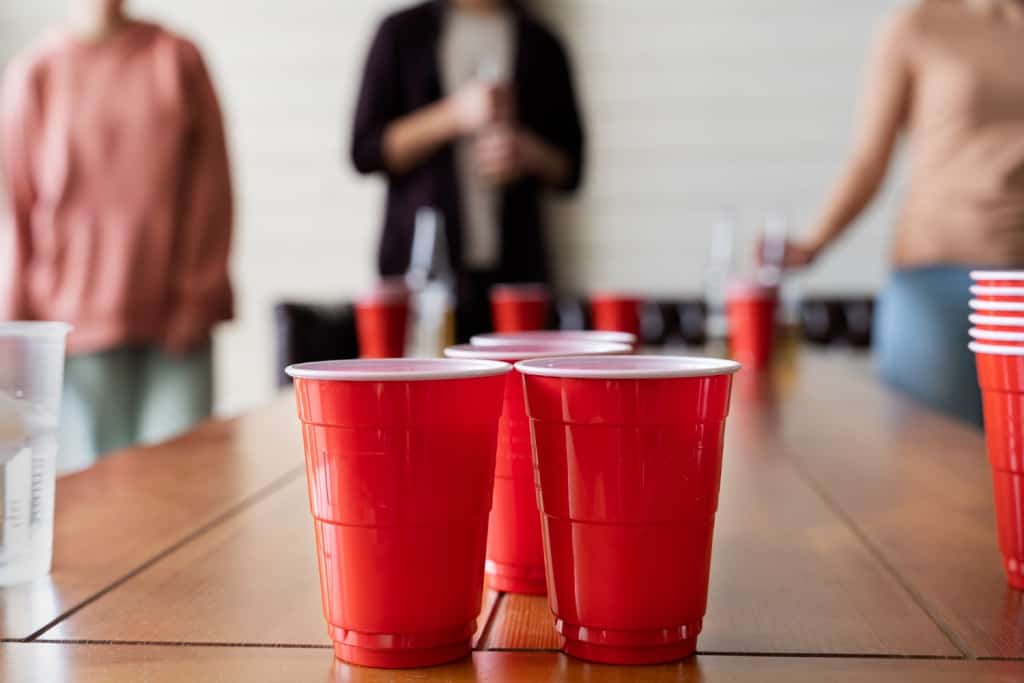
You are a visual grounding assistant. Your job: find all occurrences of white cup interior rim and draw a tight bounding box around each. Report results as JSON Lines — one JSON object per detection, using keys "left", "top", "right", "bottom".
{"left": 970, "top": 341, "right": 1024, "bottom": 356}
{"left": 969, "top": 314, "right": 1024, "bottom": 326}
{"left": 969, "top": 328, "right": 1024, "bottom": 341}
{"left": 471, "top": 330, "right": 638, "bottom": 346}
{"left": 445, "top": 341, "right": 630, "bottom": 361}
{"left": 285, "top": 358, "right": 511, "bottom": 381}
{"left": 969, "top": 299, "right": 1024, "bottom": 311}
{"left": 971, "top": 271, "right": 1024, "bottom": 281}
{"left": 970, "top": 285, "right": 1024, "bottom": 296}
{"left": 515, "top": 354, "right": 741, "bottom": 379}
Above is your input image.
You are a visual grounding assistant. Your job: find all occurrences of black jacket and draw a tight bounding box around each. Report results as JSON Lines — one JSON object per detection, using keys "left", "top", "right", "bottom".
{"left": 350, "top": 0, "right": 585, "bottom": 284}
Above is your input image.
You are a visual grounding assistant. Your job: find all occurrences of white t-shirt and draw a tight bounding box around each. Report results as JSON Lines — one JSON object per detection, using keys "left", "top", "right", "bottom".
{"left": 438, "top": 7, "right": 514, "bottom": 270}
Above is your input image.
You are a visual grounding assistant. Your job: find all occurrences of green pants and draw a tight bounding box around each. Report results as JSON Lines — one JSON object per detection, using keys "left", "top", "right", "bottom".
{"left": 58, "top": 344, "right": 213, "bottom": 473}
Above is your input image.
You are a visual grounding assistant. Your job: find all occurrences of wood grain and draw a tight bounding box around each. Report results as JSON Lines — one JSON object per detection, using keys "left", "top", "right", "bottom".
{"left": 0, "top": 393, "right": 303, "bottom": 640}
{"left": 768, "top": 353, "right": 1024, "bottom": 658}
{"left": 482, "top": 368, "right": 959, "bottom": 655}
{"left": 43, "top": 476, "right": 501, "bottom": 647}
{"left": 2, "top": 645, "right": 1022, "bottom": 683}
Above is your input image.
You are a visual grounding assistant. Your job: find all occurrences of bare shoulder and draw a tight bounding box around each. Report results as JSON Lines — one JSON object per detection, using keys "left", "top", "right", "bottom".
{"left": 145, "top": 23, "right": 204, "bottom": 64}
{"left": 907, "top": 0, "right": 976, "bottom": 33}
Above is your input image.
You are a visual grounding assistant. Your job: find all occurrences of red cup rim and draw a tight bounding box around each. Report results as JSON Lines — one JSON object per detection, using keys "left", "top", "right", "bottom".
{"left": 970, "top": 270, "right": 1024, "bottom": 281}
{"left": 285, "top": 358, "right": 511, "bottom": 382}
{"left": 444, "top": 341, "right": 630, "bottom": 362}
{"left": 970, "top": 328, "right": 1024, "bottom": 342}
{"left": 969, "top": 299, "right": 1024, "bottom": 312}
{"left": 969, "top": 341, "right": 1024, "bottom": 356}
{"left": 515, "top": 354, "right": 741, "bottom": 379}
{"left": 969, "top": 314, "right": 1024, "bottom": 327}
{"left": 471, "top": 330, "right": 638, "bottom": 347}
{"left": 969, "top": 285, "right": 1024, "bottom": 296}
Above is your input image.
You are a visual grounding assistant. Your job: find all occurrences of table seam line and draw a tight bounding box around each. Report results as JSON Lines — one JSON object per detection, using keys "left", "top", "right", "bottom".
{"left": 474, "top": 592, "right": 506, "bottom": 649}
{"left": 776, "top": 449, "right": 974, "bottom": 659}
{"left": 19, "top": 465, "right": 307, "bottom": 643}
{"left": 11, "top": 640, "right": 1017, "bottom": 660}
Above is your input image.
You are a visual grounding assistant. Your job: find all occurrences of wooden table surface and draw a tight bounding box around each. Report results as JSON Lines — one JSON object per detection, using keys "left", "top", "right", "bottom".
{"left": 3, "top": 351, "right": 1023, "bottom": 682}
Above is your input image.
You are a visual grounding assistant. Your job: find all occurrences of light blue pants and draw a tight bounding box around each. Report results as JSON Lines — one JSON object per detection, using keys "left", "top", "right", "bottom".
{"left": 58, "top": 344, "right": 213, "bottom": 473}
{"left": 873, "top": 266, "right": 982, "bottom": 428}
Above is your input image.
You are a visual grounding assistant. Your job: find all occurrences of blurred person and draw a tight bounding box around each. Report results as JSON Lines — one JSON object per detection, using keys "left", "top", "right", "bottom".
{"left": 0, "top": 0, "right": 233, "bottom": 471}
{"left": 350, "top": 0, "right": 584, "bottom": 341}
{"left": 779, "top": 0, "right": 1024, "bottom": 426}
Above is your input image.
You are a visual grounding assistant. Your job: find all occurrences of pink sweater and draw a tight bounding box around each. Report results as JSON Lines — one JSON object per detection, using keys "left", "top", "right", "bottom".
{"left": 0, "top": 21, "right": 233, "bottom": 354}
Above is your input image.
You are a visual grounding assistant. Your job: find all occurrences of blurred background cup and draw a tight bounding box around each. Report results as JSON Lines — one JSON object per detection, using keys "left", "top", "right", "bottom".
{"left": 285, "top": 358, "right": 510, "bottom": 668}
{"left": 589, "top": 292, "right": 644, "bottom": 338}
{"left": 489, "top": 284, "right": 551, "bottom": 333}
{"left": 471, "top": 329, "right": 638, "bottom": 350}
{"left": 444, "top": 340, "right": 630, "bottom": 595}
{"left": 727, "top": 281, "right": 779, "bottom": 369}
{"left": 970, "top": 341, "right": 1024, "bottom": 589}
{"left": 517, "top": 355, "right": 741, "bottom": 664}
{"left": 354, "top": 280, "right": 410, "bottom": 359}
{"left": 0, "top": 322, "right": 71, "bottom": 586}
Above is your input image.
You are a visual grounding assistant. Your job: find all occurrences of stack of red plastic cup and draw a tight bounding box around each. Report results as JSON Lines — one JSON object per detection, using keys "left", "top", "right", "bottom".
{"left": 589, "top": 292, "right": 644, "bottom": 339}
{"left": 490, "top": 283, "right": 551, "bottom": 333}
{"left": 968, "top": 270, "right": 1024, "bottom": 590}
{"left": 286, "top": 359, "right": 510, "bottom": 667}
{"left": 517, "top": 355, "right": 741, "bottom": 663}
{"left": 445, "top": 340, "right": 631, "bottom": 595}
{"left": 471, "top": 329, "right": 638, "bottom": 351}
{"left": 354, "top": 280, "right": 410, "bottom": 358}
{"left": 726, "top": 281, "right": 778, "bottom": 369}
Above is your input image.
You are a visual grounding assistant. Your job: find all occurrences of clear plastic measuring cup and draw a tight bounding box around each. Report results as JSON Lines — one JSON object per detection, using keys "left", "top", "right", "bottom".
{"left": 0, "top": 322, "right": 71, "bottom": 585}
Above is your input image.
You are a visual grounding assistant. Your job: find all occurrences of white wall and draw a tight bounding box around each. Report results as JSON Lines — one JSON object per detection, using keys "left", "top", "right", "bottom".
{"left": 1, "top": 0, "right": 907, "bottom": 414}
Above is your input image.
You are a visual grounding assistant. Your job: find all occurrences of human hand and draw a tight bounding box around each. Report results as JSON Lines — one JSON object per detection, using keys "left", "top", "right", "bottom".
{"left": 768, "top": 239, "right": 820, "bottom": 269}
{"left": 474, "top": 125, "right": 547, "bottom": 185}
{"left": 449, "top": 81, "right": 511, "bottom": 135}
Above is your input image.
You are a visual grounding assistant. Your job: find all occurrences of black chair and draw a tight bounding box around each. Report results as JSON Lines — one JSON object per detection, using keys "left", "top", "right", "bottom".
{"left": 800, "top": 297, "right": 876, "bottom": 347}
{"left": 800, "top": 299, "right": 847, "bottom": 346}
{"left": 843, "top": 298, "right": 875, "bottom": 348}
{"left": 273, "top": 302, "right": 359, "bottom": 387}
{"left": 677, "top": 300, "right": 708, "bottom": 347}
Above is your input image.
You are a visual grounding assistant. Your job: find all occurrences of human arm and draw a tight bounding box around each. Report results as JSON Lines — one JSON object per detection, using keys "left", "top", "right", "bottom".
{"left": 0, "top": 60, "right": 37, "bottom": 321}
{"left": 164, "top": 41, "right": 233, "bottom": 355}
{"left": 782, "top": 10, "right": 914, "bottom": 268}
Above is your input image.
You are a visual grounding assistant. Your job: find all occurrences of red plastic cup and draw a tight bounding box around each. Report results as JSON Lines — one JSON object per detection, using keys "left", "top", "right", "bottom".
{"left": 970, "top": 299, "right": 1024, "bottom": 319}
{"left": 727, "top": 282, "right": 778, "bottom": 369}
{"left": 444, "top": 341, "right": 631, "bottom": 595}
{"left": 355, "top": 283, "right": 409, "bottom": 358}
{"left": 970, "top": 314, "right": 1024, "bottom": 332}
{"left": 490, "top": 284, "right": 551, "bottom": 333}
{"left": 970, "top": 285, "right": 1024, "bottom": 303}
{"left": 970, "top": 328, "right": 1024, "bottom": 347}
{"left": 286, "top": 359, "right": 510, "bottom": 668}
{"left": 971, "top": 271, "right": 1024, "bottom": 289}
{"left": 471, "top": 330, "right": 638, "bottom": 350}
{"left": 590, "top": 293, "right": 644, "bottom": 338}
{"left": 971, "top": 342, "right": 1024, "bottom": 589}
{"left": 517, "top": 355, "right": 741, "bottom": 664}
